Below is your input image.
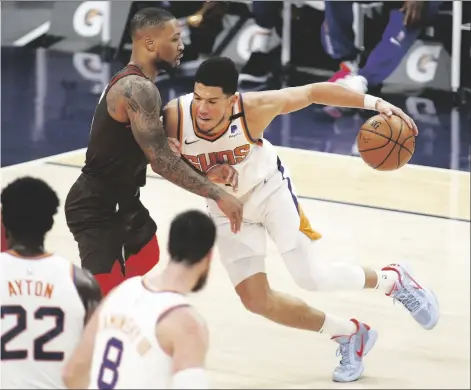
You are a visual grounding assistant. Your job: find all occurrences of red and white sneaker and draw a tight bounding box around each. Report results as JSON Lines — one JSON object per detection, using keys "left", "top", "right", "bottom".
{"left": 331, "top": 319, "right": 378, "bottom": 382}
{"left": 327, "top": 61, "right": 359, "bottom": 83}
{"left": 383, "top": 263, "right": 440, "bottom": 330}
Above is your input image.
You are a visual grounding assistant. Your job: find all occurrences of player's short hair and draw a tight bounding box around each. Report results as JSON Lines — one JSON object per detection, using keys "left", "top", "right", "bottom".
{"left": 130, "top": 7, "right": 175, "bottom": 38}
{"left": 194, "top": 57, "right": 239, "bottom": 96}
{"left": 168, "top": 210, "right": 216, "bottom": 266}
{"left": 1, "top": 177, "right": 59, "bottom": 241}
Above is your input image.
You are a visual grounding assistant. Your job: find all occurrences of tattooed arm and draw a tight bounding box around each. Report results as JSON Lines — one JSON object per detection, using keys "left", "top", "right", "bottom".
{"left": 110, "top": 75, "right": 243, "bottom": 232}
{"left": 118, "top": 75, "right": 223, "bottom": 200}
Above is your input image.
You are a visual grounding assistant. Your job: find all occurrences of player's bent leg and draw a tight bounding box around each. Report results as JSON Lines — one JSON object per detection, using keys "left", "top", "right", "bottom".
{"left": 71, "top": 227, "right": 126, "bottom": 296}
{"left": 122, "top": 205, "right": 159, "bottom": 278}
{"left": 282, "top": 232, "right": 367, "bottom": 291}
{"left": 281, "top": 228, "right": 439, "bottom": 329}
{"left": 124, "top": 235, "right": 160, "bottom": 278}
{"left": 231, "top": 262, "right": 378, "bottom": 382}
{"left": 234, "top": 267, "right": 325, "bottom": 331}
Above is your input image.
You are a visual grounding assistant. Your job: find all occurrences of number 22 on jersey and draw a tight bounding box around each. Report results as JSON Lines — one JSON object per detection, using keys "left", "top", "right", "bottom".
{"left": 1, "top": 305, "right": 65, "bottom": 361}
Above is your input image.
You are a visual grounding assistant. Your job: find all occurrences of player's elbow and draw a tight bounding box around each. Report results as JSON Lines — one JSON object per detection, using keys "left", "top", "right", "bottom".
{"left": 61, "top": 365, "right": 75, "bottom": 389}
{"left": 62, "top": 362, "right": 88, "bottom": 389}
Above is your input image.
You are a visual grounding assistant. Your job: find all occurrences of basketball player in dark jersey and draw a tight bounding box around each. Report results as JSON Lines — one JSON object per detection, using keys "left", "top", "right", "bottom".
{"left": 65, "top": 7, "right": 242, "bottom": 296}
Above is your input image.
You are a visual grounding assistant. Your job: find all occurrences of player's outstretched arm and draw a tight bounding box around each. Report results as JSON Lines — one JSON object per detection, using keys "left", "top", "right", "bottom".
{"left": 72, "top": 265, "right": 103, "bottom": 323}
{"left": 245, "top": 83, "right": 417, "bottom": 134}
{"left": 156, "top": 306, "right": 210, "bottom": 389}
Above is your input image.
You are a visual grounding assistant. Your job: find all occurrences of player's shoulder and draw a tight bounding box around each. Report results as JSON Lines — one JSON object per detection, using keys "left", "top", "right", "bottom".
{"left": 164, "top": 93, "right": 193, "bottom": 112}
{"left": 112, "top": 74, "right": 157, "bottom": 95}
{"left": 163, "top": 98, "right": 179, "bottom": 113}
{"left": 159, "top": 304, "right": 208, "bottom": 339}
{"left": 239, "top": 90, "right": 269, "bottom": 109}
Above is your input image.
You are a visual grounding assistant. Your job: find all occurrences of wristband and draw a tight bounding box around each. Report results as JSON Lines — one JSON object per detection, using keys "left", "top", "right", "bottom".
{"left": 364, "top": 95, "right": 381, "bottom": 111}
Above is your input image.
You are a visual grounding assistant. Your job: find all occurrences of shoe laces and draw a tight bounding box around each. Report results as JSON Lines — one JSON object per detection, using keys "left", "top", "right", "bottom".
{"left": 336, "top": 341, "right": 353, "bottom": 367}
{"left": 391, "top": 279, "right": 423, "bottom": 313}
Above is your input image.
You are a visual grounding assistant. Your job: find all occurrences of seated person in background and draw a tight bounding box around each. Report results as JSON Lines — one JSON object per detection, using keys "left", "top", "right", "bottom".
{"left": 322, "top": 1, "right": 444, "bottom": 93}
{"left": 238, "top": 1, "right": 283, "bottom": 84}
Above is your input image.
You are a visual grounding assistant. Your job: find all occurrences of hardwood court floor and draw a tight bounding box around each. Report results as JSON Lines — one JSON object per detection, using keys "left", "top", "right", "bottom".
{"left": 1, "top": 147, "right": 469, "bottom": 389}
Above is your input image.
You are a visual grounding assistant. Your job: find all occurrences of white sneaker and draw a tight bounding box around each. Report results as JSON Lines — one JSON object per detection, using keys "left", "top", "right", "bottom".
{"left": 331, "top": 319, "right": 378, "bottom": 382}
{"left": 383, "top": 263, "right": 440, "bottom": 330}
{"left": 336, "top": 74, "right": 368, "bottom": 94}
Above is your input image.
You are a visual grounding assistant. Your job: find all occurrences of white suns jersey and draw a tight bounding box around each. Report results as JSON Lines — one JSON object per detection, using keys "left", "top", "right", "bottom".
{"left": 88, "top": 277, "right": 190, "bottom": 389}
{"left": 178, "top": 92, "right": 278, "bottom": 197}
{"left": 0, "top": 252, "right": 85, "bottom": 389}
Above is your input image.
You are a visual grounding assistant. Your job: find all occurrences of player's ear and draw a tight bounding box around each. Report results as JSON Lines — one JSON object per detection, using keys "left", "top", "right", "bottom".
{"left": 229, "top": 94, "right": 238, "bottom": 107}
{"left": 145, "top": 36, "right": 155, "bottom": 52}
{"left": 205, "top": 248, "right": 214, "bottom": 264}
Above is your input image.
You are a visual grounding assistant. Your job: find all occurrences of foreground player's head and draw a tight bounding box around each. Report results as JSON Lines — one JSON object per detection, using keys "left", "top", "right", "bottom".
{"left": 1, "top": 177, "right": 59, "bottom": 249}
{"left": 193, "top": 57, "right": 239, "bottom": 132}
{"left": 130, "top": 7, "right": 184, "bottom": 71}
{"left": 168, "top": 210, "right": 216, "bottom": 292}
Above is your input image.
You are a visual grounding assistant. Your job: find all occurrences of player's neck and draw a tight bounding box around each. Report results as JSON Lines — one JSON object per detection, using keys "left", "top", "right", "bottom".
{"left": 145, "top": 264, "right": 198, "bottom": 294}
{"left": 7, "top": 237, "right": 45, "bottom": 257}
{"left": 128, "top": 53, "right": 157, "bottom": 81}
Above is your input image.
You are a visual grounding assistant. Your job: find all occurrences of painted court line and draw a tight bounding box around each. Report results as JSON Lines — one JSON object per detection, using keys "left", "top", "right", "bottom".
{"left": 45, "top": 161, "right": 471, "bottom": 224}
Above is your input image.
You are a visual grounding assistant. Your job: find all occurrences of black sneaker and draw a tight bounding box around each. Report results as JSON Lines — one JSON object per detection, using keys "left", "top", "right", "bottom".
{"left": 239, "top": 52, "right": 274, "bottom": 84}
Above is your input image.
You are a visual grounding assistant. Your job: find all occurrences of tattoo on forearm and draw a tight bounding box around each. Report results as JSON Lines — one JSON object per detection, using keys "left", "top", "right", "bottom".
{"left": 120, "top": 76, "right": 222, "bottom": 201}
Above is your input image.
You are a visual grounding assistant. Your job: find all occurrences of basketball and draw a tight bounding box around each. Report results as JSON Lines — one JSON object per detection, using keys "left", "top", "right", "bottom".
{"left": 357, "top": 114, "right": 415, "bottom": 171}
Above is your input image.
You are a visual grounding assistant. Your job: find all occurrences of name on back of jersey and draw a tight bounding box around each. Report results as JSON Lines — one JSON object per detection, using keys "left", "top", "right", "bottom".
{"left": 7, "top": 279, "right": 55, "bottom": 299}
{"left": 102, "top": 314, "right": 151, "bottom": 356}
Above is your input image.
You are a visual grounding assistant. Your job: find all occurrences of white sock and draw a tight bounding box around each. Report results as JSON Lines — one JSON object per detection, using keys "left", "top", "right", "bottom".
{"left": 375, "top": 269, "right": 399, "bottom": 293}
{"left": 251, "top": 26, "right": 272, "bottom": 53}
{"left": 319, "top": 314, "right": 357, "bottom": 338}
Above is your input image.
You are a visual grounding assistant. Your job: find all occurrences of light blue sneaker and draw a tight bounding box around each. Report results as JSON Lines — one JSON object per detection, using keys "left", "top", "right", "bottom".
{"left": 332, "top": 319, "right": 378, "bottom": 383}
{"left": 383, "top": 264, "right": 440, "bottom": 330}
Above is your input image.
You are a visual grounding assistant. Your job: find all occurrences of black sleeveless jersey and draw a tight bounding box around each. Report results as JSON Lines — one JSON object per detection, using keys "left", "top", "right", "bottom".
{"left": 82, "top": 65, "right": 149, "bottom": 188}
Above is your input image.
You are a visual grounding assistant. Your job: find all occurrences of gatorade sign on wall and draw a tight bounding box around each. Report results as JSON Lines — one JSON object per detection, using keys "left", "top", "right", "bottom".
{"left": 48, "top": 1, "right": 132, "bottom": 52}
{"left": 385, "top": 40, "right": 451, "bottom": 91}
{"left": 72, "top": 1, "right": 107, "bottom": 38}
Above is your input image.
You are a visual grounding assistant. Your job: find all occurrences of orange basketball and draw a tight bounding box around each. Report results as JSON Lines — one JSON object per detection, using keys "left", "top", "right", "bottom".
{"left": 357, "top": 114, "right": 415, "bottom": 171}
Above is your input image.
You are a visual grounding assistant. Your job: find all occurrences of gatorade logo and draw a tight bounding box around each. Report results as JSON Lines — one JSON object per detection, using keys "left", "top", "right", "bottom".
{"left": 406, "top": 44, "right": 441, "bottom": 84}
{"left": 73, "top": 1, "right": 107, "bottom": 37}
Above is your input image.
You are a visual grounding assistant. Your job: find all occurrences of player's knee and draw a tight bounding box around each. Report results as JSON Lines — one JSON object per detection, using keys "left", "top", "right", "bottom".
{"left": 235, "top": 274, "right": 274, "bottom": 316}
{"left": 282, "top": 236, "right": 323, "bottom": 291}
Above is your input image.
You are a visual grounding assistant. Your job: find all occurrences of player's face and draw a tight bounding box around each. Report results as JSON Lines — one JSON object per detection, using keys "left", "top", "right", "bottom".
{"left": 148, "top": 19, "right": 184, "bottom": 70}
{"left": 193, "top": 83, "right": 237, "bottom": 132}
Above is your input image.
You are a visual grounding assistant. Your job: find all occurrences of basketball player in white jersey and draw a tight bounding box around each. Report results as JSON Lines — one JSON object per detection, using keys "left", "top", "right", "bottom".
{"left": 162, "top": 57, "right": 440, "bottom": 383}
{"left": 62, "top": 209, "right": 215, "bottom": 389}
{"left": 0, "top": 177, "right": 102, "bottom": 389}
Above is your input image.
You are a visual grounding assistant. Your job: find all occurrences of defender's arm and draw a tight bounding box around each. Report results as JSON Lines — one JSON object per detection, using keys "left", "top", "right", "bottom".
{"left": 112, "top": 76, "right": 222, "bottom": 201}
